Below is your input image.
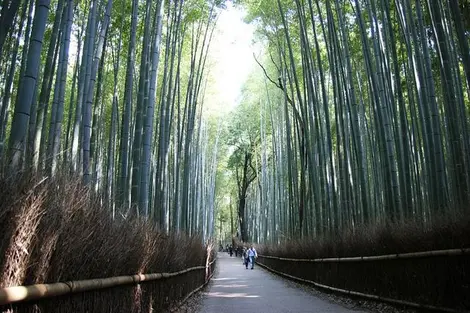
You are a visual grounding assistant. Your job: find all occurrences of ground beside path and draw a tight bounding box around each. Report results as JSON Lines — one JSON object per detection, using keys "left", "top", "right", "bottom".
{"left": 196, "top": 252, "right": 369, "bottom": 313}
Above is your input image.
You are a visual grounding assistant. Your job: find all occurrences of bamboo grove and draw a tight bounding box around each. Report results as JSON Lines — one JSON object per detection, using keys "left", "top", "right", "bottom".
{"left": 2, "top": 0, "right": 470, "bottom": 246}
{"left": 0, "top": 0, "right": 223, "bottom": 238}
{"left": 232, "top": 0, "right": 470, "bottom": 242}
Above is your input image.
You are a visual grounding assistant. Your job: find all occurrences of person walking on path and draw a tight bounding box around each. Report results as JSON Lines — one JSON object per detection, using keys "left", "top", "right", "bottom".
{"left": 247, "top": 245, "right": 257, "bottom": 269}
{"left": 243, "top": 247, "right": 249, "bottom": 268}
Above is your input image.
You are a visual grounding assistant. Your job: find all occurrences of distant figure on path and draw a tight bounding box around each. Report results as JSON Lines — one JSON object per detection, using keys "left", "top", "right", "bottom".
{"left": 228, "top": 245, "right": 233, "bottom": 257}
{"left": 247, "top": 245, "right": 257, "bottom": 269}
{"left": 235, "top": 246, "right": 242, "bottom": 257}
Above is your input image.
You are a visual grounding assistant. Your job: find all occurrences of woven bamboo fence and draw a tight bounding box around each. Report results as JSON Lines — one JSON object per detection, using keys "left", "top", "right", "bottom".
{"left": 257, "top": 248, "right": 470, "bottom": 312}
{"left": 0, "top": 257, "right": 216, "bottom": 313}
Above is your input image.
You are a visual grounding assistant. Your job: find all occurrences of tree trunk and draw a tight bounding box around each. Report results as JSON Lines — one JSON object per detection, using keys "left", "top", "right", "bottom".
{"left": 8, "top": 0, "right": 51, "bottom": 169}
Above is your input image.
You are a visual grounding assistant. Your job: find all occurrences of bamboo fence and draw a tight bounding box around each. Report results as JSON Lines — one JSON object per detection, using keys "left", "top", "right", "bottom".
{"left": 256, "top": 261, "right": 468, "bottom": 313}
{"left": 256, "top": 248, "right": 470, "bottom": 313}
{"left": 0, "top": 258, "right": 217, "bottom": 306}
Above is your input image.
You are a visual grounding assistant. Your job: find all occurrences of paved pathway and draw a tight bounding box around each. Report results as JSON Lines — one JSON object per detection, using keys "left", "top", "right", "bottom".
{"left": 198, "top": 253, "right": 367, "bottom": 313}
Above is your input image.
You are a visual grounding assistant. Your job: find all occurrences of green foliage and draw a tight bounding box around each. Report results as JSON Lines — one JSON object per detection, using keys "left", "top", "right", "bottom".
{"left": 223, "top": 70, "right": 269, "bottom": 173}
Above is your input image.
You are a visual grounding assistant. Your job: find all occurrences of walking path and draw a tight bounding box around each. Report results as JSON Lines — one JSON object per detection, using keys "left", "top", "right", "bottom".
{"left": 198, "top": 252, "right": 368, "bottom": 313}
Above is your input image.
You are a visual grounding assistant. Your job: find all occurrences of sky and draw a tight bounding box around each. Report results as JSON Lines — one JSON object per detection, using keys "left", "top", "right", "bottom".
{"left": 203, "top": 2, "right": 261, "bottom": 117}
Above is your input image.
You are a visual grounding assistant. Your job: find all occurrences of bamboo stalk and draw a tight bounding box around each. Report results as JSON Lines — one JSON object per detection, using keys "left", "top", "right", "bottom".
{"left": 258, "top": 248, "right": 470, "bottom": 262}
{"left": 256, "top": 261, "right": 468, "bottom": 313}
{"left": 0, "top": 263, "right": 213, "bottom": 305}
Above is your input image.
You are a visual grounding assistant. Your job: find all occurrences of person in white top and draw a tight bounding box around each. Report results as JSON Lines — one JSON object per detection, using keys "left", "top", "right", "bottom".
{"left": 246, "top": 245, "right": 257, "bottom": 270}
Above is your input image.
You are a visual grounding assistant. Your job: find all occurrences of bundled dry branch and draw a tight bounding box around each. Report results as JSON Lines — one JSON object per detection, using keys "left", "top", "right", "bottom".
{"left": 257, "top": 216, "right": 470, "bottom": 259}
{"left": 0, "top": 172, "right": 215, "bottom": 312}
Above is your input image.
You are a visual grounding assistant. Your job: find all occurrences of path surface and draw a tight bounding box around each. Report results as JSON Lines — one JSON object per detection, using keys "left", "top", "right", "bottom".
{"left": 198, "top": 253, "right": 368, "bottom": 313}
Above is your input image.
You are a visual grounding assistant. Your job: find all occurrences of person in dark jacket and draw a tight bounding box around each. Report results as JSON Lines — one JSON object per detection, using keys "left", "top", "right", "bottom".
{"left": 243, "top": 248, "right": 250, "bottom": 268}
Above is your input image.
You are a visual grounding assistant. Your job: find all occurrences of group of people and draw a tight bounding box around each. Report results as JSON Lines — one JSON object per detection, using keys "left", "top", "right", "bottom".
{"left": 224, "top": 244, "right": 236, "bottom": 256}
{"left": 221, "top": 243, "right": 258, "bottom": 270}
{"left": 242, "top": 245, "right": 257, "bottom": 269}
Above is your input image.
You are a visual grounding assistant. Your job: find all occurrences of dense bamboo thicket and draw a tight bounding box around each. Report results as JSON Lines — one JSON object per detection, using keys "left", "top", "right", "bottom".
{"left": 0, "top": 0, "right": 222, "bottom": 238}
{"left": 226, "top": 0, "right": 470, "bottom": 243}
{"left": 2, "top": 0, "right": 470, "bottom": 274}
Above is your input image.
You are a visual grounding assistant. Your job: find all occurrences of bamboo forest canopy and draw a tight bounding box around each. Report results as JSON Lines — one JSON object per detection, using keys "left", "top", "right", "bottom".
{"left": 222, "top": 0, "right": 470, "bottom": 243}
{"left": 0, "top": 0, "right": 224, "bottom": 240}
{"left": 1, "top": 0, "right": 470, "bottom": 244}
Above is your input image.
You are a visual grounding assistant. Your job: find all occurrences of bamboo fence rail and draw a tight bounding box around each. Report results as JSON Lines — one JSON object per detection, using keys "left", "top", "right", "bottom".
{"left": 258, "top": 247, "right": 470, "bottom": 262}
{"left": 256, "top": 261, "right": 469, "bottom": 313}
{"left": 169, "top": 258, "right": 217, "bottom": 313}
{"left": 0, "top": 258, "right": 217, "bottom": 306}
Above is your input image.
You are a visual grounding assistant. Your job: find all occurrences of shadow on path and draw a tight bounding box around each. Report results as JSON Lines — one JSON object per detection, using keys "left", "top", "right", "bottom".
{"left": 198, "top": 252, "right": 368, "bottom": 313}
